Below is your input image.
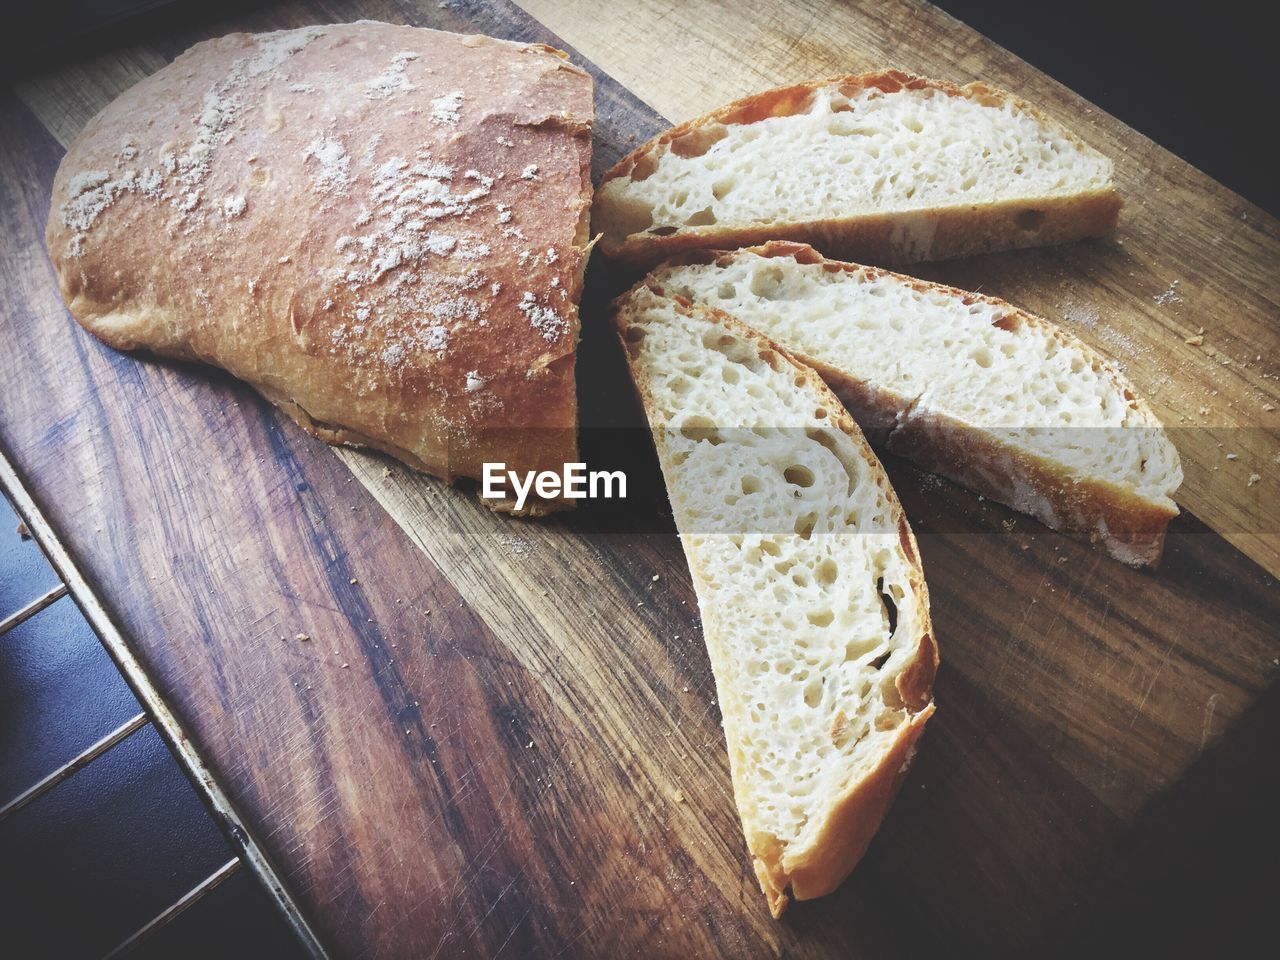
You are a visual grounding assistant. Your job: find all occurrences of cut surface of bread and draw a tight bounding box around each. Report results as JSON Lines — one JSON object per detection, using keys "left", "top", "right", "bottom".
{"left": 614, "top": 284, "right": 937, "bottom": 916}
{"left": 594, "top": 70, "right": 1119, "bottom": 267}
{"left": 46, "top": 22, "right": 593, "bottom": 512}
{"left": 650, "top": 242, "right": 1182, "bottom": 565}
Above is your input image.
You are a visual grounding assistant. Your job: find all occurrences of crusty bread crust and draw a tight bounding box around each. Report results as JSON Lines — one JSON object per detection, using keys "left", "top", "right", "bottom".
{"left": 594, "top": 69, "right": 1121, "bottom": 269}
{"left": 650, "top": 241, "right": 1180, "bottom": 564}
{"left": 46, "top": 23, "right": 593, "bottom": 513}
{"left": 613, "top": 292, "right": 938, "bottom": 916}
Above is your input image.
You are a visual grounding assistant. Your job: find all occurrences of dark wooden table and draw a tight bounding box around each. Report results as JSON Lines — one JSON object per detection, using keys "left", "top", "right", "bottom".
{"left": 2, "top": 1, "right": 1278, "bottom": 957}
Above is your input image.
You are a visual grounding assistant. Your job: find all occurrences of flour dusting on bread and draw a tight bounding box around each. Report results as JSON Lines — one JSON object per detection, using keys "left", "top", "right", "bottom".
{"left": 48, "top": 22, "right": 594, "bottom": 506}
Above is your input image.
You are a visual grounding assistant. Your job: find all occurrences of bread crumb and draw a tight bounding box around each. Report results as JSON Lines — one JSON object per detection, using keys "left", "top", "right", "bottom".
{"left": 1248, "top": 474, "right": 1261, "bottom": 487}
{"left": 520, "top": 163, "right": 539, "bottom": 180}
{"left": 296, "top": 633, "right": 310, "bottom": 641}
{"left": 1184, "top": 334, "right": 1204, "bottom": 346}
{"left": 15, "top": 521, "right": 30, "bottom": 540}
{"left": 1226, "top": 452, "right": 1238, "bottom": 460}
{"left": 673, "top": 789, "right": 685, "bottom": 803}
{"left": 1154, "top": 280, "right": 1182, "bottom": 306}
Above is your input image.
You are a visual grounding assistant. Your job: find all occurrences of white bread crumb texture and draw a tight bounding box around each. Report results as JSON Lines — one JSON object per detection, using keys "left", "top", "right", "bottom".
{"left": 655, "top": 252, "right": 1182, "bottom": 504}
{"left": 597, "top": 80, "right": 1112, "bottom": 241}
{"left": 620, "top": 289, "right": 926, "bottom": 855}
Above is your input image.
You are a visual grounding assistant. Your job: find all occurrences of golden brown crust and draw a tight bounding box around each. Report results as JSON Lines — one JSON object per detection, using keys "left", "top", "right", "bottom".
{"left": 46, "top": 22, "right": 593, "bottom": 511}
{"left": 594, "top": 69, "right": 1120, "bottom": 269}
{"left": 651, "top": 241, "right": 1180, "bottom": 566}
{"left": 612, "top": 289, "right": 937, "bottom": 917}
{"left": 784, "top": 701, "right": 933, "bottom": 904}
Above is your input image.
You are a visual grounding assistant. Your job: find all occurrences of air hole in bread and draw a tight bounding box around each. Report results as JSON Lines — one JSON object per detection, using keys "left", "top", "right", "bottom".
{"left": 971, "top": 347, "right": 993, "bottom": 368}
{"left": 876, "top": 576, "right": 898, "bottom": 638}
{"left": 716, "top": 282, "right": 736, "bottom": 299}
{"left": 783, "top": 465, "right": 815, "bottom": 488}
{"left": 686, "top": 206, "right": 717, "bottom": 226}
{"left": 701, "top": 329, "right": 762, "bottom": 370}
{"left": 807, "top": 609, "right": 834, "bottom": 628}
{"left": 806, "top": 428, "right": 839, "bottom": 455}
{"left": 803, "top": 678, "right": 824, "bottom": 708}
{"left": 680, "top": 416, "right": 722, "bottom": 444}
{"left": 874, "top": 706, "right": 903, "bottom": 728}
{"left": 816, "top": 558, "right": 839, "bottom": 585}
{"left": 794, "top": 513, "right": 816, "bottom": 539}
{"left": 648, "top": 225, "right": 679, "bottom": 236}
{"left": 712, "top": 178, "right": 736, "bottom": 201}
{"left": 742, "top": 475, "right": 762, "bottom": 495}
{"left": 669, "top": 124, "right": 729, "bottom": 159}
{"left": 630, "top": 152, "right": 660, "bottom": 181}
{"left": 749, "top": 265, "right": 785, "bottom": 299}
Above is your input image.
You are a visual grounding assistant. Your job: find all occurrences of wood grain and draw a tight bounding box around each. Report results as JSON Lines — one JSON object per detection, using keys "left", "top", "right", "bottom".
{"left": 2, "top": 1, "right": 1278, "bottom": 958}
{"left": 520, "top": 0, "right": 1280, "bottom": 577}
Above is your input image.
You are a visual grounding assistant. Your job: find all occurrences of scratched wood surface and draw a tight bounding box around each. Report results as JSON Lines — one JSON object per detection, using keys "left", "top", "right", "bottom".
{"left": 1, "top": 0, "right": 1278, "bottom": 958}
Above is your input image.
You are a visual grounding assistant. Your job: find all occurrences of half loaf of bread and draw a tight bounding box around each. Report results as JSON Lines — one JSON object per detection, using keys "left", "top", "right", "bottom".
{"left": 594, "top": 70, "right": 1119, "bottom": 268}
{"left": 46, "top": 22, "right": 594, "bottom": 512}
{"left": 649, "top": 242, "right": 1183, "bottom": 565}
{"left": 614, "top": 283, "right": 937, "bottom": 916}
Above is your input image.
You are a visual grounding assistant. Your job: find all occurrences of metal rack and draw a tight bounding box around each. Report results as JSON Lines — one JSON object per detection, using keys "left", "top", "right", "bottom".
{"left": 0, "top": 448, "right": 328, "bottom": 959}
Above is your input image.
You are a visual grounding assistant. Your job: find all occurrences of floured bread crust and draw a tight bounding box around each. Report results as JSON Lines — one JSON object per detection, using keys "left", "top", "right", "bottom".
{"left": 46, "top": 22, "right": 594, "bottom": 512}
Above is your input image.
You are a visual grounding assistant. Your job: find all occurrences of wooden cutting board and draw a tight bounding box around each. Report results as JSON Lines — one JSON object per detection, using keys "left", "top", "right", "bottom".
{"left": 2, "top": 0, "right": 1278, "bottom": 956}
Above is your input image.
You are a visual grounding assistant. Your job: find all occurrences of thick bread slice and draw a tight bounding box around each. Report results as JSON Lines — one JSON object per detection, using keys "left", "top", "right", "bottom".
{"left": 650, "top": 242, "right": 1183, "bottom": 565}
{"left": 46, "top": 22, "right": 594, "bottom": 513}
{"left": 594, "top": 70, "right": 1119, "bottom": 268}
{"left": 614, "top": 284, "right": 937, "bottom": 916}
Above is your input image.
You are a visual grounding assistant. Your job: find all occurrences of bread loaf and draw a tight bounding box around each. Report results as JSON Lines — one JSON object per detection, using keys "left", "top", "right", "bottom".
{"left": 46, "top": 22, "right": 594, "bottom": 512}
{"left": 649, "top": 242, "right": 1182, "bottom": 565}
{"left": 614, "top": 283, "right": 937, "bottom": 916}
{"left": 594, "top": 70, "right": 1119, "bottom": 268}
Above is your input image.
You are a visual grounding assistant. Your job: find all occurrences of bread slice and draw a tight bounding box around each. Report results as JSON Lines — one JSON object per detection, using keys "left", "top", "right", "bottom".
{"left": 648, "top": 242, "right": 1183, "bottom": 565}
{"left": 593, "top": 70, "right": 1119, "bottom": 268}
{"left": 614, "top": 284, "right": 937, "bottom": 916}
{"left": 46, "top": 22, "right": 594, "bottom": 513}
